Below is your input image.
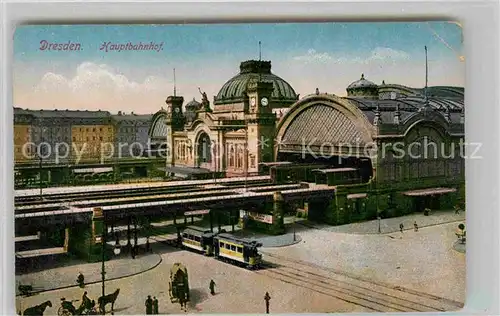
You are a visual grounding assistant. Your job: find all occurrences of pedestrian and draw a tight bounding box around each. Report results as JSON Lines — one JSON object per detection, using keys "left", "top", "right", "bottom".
{"left": 455, "top": 205, "right": 460, "bottom": 215}
{"left": 153, "top": 296, "right": 158, "bottom": 314}
{"left": 414, "top": 221, "right": 419, "bottom": 232}
{"left": 145, "top": 295, "right": 153, "bottom": 315}
{"left": 399, "top": 223, "right": 404, "bottom": 233}
{"left": 81, "top": 291, "right": 91, "bottom": 310}
{"left": 209, "top": 279, "right": 216, "bottom": 295}
{"left": 77, "top": 272, "right": 85, "bottom": 288}
{"left": 132, "top": 246, "right": 136, "bottom": 259}
{"left": 264, "top": 292, "right": 271, "bottom": 314}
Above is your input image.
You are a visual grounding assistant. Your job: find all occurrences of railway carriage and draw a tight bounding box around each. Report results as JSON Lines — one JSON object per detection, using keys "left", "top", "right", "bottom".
{"left": 181, "top": 226, "right": 217, "bottom": 256}
{"left": 213, "top": 233, "right": 262, "bottom": 269}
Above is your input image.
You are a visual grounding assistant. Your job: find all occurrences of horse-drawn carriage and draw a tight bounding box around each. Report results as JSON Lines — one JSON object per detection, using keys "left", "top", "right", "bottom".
{"left": 168, "top": 263, "right": 190, "bottom": 306}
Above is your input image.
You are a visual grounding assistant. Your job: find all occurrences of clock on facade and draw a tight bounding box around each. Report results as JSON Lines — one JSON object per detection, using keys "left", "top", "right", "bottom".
{"left": 175, "top": 107, "right": 180, "bottom": 113}
{"left": 261, "top": 97, "right": 269, "bottom": 106}
{"left": 250, "top": 97, "right": 256, "bottom": 107}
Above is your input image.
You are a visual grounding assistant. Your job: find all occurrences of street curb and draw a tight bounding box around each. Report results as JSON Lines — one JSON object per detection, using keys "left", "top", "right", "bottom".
{"left": 298, "top": 218, "right": 465, "bottom": 235}
{"left": 16, "top": 253, "right": 163, "bottom": 297}
{"left": 260, "top": 235, "right": 303, "bottom": 248}
{"left": 380, "top": 219, "right": 465, "bottom": 235}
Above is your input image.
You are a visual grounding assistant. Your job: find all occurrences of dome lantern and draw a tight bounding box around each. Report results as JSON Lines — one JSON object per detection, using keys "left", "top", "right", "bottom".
{"left": 346, "top": 73, "right": 379, "bottom": 99}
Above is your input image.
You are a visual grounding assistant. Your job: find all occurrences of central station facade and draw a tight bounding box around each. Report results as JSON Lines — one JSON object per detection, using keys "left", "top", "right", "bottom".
{"left": 150, "top": 59, "right": 465, "bottom": 223}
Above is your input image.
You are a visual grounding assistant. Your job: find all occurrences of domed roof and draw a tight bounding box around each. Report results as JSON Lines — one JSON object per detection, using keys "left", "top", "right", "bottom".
{"left": 214, "top": 60, "right": 299, "bottom": 105}
{"left": 347, "top": 74, "right": 378, "bottom": 90}
{"left": 186, "top": 98, "right": 202, "bottom": 110}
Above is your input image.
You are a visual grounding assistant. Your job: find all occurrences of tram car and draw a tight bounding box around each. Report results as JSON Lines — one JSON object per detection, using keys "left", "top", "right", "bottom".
{"left": 168, "top": 263, "right": 190, "bottom": 303}
{"left": 180, "top": 226, "right": 218, "bottom": 256}
{"left": 213, "top": 233, "right": 263, "bottom": 269}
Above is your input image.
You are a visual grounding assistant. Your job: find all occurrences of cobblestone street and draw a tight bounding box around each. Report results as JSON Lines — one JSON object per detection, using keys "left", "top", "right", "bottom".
{"left": 17, "top": 248, "right": 370, "bottom": 314}
{"left": 16, "top": 212, "right": 465, "bottom": 314}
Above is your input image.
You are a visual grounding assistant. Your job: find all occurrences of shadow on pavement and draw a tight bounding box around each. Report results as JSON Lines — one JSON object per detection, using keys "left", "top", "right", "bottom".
{"left": 187, "top": 288, "right": 209, "bottom": 309}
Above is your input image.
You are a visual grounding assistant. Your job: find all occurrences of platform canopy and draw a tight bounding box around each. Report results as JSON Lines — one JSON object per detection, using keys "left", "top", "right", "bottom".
{"left": 402, "top": 187, "right": 457, "bottom": 197}
{"left": 347, "top": 193, "right": 368, "bottom": 199}
{"left": 162, "top": 166, "right": 212, "bottom": 176}
{"left": 312, "top": 167, "right": 358, "bottom": 174}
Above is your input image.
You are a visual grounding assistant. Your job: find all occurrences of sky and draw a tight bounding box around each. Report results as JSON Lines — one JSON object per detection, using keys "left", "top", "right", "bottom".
{"left": 13, "top": 22, "right": 464, "bottom": 114}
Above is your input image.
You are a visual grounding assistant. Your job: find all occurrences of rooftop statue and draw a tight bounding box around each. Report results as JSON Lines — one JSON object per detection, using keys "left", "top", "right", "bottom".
{"left": 198, "top": 87, "right": 212, "bottom": 112}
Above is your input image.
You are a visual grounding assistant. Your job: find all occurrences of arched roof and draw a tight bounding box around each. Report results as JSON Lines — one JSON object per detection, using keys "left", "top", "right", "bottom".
{"left": 378, "top": 84, "right": 464, "bottom": 99}
{"left": 149, "top": 109, "right": 168, "bottom": 140}
{"left": 346, "top": 96, "right": 464, "bottom": 126}
{"left": 276, "top": 94, "right": 375, "bottom": 156}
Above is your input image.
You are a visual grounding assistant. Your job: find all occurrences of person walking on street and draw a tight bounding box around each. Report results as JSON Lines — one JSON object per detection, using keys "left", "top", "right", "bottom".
{"left": 77, "top": 272, "right": 85, "bottom": 288}
{"left": 414, "top": 221, "right": 419, "bottom": 232}
{"left": 153, "top": 296, "right": 158, "bottom": 314}
{"left": 264, "top": 292, "right": 271, "bottom": 314}
{"left": 209, "top": 279, "right": 216, "bottom": 295}
{"left": 81, "top": 291, "right": 92, "bottom": 311}
{"left": 455, "top": 205, "right": 460, "bottom": 215}
{"left": 145, "top": 295, "right": 153, "bottom": 315}
{"left": 399, "top": 223, "right": 404, "bottom": 233}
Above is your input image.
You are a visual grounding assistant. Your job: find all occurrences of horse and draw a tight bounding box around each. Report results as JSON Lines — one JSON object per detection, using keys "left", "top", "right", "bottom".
{"left": 23, "top": 300, "right": 52, "bottom": 316}
{"left": 98, "top": 288, "right": 120, "bottom": 314}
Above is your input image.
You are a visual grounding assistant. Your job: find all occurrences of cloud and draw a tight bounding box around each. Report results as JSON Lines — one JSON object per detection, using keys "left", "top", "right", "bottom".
{"left": 278, "top": 46, "right": 463, "bottom": 97}
{"left": 16, "top": 62, "right": 172, "bottom": 113}
{"left": 293, "top": 47, "right": 410, "bottom": 65}
{"left": 366, "top": 47, "right": 410, "bottom": 63}
{"left": 292, "top": 49, "right": 333, "bottom": 63}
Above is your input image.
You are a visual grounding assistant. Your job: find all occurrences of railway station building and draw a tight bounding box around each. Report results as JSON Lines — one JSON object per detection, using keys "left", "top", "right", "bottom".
{"left": 151, "top": 59, "right": 465, "bottom": 224}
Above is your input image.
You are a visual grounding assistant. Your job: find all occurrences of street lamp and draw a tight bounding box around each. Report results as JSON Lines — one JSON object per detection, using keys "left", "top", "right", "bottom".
{"left": 99, "top": 223, "right": 121, "bottom": 313}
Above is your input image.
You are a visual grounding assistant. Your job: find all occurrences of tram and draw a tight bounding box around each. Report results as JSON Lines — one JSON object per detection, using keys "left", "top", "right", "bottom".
{"left": 180, "top": 226, "right": 217, "bottom": 256}
{"left": 213, "top": 233, "right": 263, "bottom": 269}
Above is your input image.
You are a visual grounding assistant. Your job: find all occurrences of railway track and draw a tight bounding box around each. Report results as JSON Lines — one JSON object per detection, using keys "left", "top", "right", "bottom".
{"left": 14, "top": 180, "right": 275, "bottom": 207}
{"left": 148, "top": 234, "right": 464, "bottom": 312}
{"left": 257, "top": 251, "right": 463, "bottom": 313}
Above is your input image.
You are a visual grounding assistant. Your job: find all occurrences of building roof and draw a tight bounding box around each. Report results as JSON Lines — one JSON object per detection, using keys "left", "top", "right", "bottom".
{"left": 281, "top": 103, "right": 368, "bottom": 147}
{"left": 347, "top": 96, "right": 464, "bottom": 125}
{"left": 185, "top": 98, "right": 202, "bottom": 109}
{"left": 347, "top": 74, "right": 378, "bottom": 90}
{"left": 379, "top": 84, "right": 464, "bottom": 99}
{"left": 14, "top": 107, "right": 112, "bottom": 118}
{"left": 214, "top": 60, "right": 299, "bottom": 105}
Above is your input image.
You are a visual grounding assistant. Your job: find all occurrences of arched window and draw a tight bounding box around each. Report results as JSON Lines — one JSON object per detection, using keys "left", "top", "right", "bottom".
{"left": 237, "top": 147, "right": 243, "bottom": 169}
{"left": 229, "top": 146, "right": 235, "bottom": 167}
{"left": 197, "top": 133, "right": 212, "bottom": 164}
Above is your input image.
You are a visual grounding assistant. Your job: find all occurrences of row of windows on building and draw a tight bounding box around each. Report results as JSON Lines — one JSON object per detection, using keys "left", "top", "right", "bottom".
{"left": 173, "top": 141, "right": 258, "bottom": 170}
{"left": 72, "top": 136, "right": 112, "bottom": 142}
{"left": 381, "top": 158, "right": 464, "bottom": 181}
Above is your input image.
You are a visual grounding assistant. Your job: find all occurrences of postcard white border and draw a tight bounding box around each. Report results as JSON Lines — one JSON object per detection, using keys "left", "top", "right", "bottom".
{"left": 1, "top": 1, "right": 499, "bottom": 315}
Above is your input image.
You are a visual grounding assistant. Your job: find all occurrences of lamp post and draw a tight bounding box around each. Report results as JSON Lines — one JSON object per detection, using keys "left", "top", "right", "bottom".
{"left": 293, "top": 215, "right": 296, "bottom": 242}
{"left": 99, "top": 222, "right": 121, "bottom": 312}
